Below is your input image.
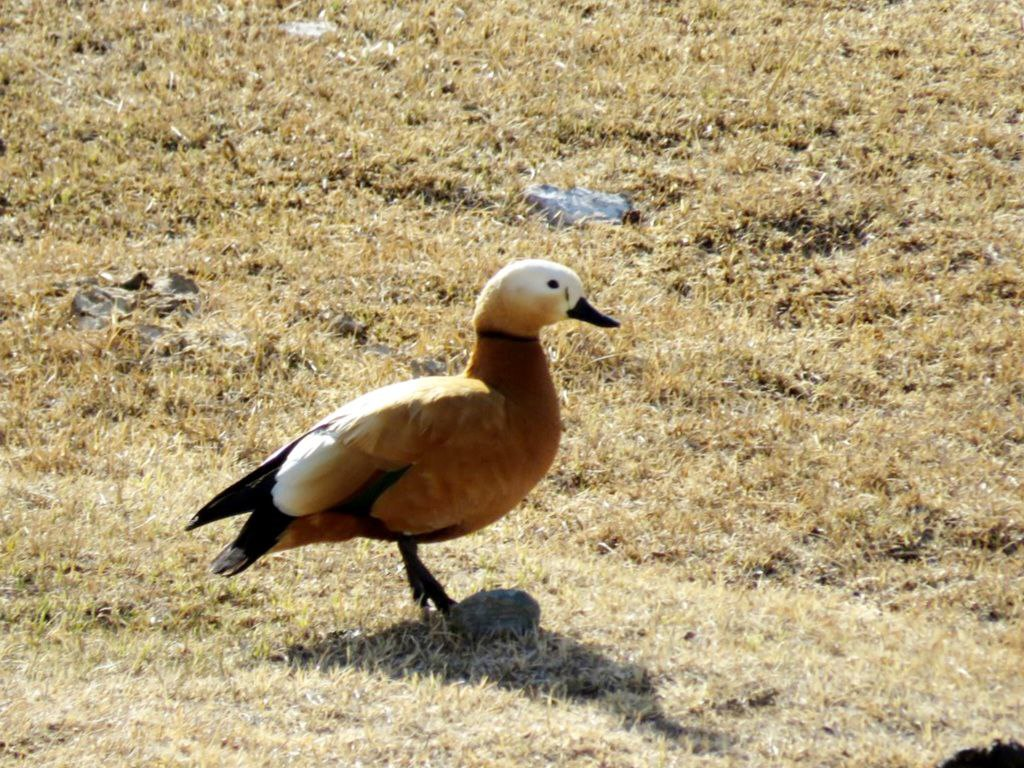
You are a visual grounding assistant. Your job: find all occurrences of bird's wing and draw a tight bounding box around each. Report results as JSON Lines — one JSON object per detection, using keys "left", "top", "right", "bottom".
{"left": 269, "top": 376, "right": 506, "bottom": 518}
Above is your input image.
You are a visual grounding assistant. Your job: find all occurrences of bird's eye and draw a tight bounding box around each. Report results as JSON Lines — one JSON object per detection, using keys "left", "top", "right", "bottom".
{"left": 547, "top": 279, "right": 559, "bottom": 289}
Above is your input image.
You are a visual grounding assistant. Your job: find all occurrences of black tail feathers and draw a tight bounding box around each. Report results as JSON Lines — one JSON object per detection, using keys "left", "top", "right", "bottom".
{"left": 186, "top": 488, "right": 260, "bottom": 531}
{"left": 187, "top": 440, "right": 301, "bottom": 531}
{"left": 210, "top": 543, "right": 253, "bottom": 576}
{"left": 210, "top": 505, "right": 294, "bottom": 576}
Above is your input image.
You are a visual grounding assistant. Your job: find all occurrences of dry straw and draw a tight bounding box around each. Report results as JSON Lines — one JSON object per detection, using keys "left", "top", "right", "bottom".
{"left": 1, "top": 1, "right": 1022, "bottom": 765}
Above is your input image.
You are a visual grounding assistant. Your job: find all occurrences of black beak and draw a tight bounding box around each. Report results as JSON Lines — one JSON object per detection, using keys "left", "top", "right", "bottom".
{"left": 567, "top": 297, "right": 620, "bottom": 328}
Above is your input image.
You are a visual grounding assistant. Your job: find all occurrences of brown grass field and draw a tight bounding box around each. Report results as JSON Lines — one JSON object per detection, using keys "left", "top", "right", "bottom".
{"left": 2, "top": 1, "right": 1023, "bottom": 765}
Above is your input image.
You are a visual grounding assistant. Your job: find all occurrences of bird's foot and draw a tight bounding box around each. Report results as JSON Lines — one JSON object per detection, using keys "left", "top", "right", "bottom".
{"left": 398, "top": 537, "right": 455, "bottom": 615}
{"left": 410, "top": 577, "right": 455, "bottom": 615}
{"left": 427, "top": 590, "right": 455, "bottom": 615}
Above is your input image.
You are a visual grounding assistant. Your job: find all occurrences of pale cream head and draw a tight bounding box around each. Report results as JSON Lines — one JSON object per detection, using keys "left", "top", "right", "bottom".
{"left": 472, "top": 259, "right": 619, "bottom": 338}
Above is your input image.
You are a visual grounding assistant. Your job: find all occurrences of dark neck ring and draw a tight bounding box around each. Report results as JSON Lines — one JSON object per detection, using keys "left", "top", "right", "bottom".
{"left": 477, "top": 329, "right": 539, "bottom": 343}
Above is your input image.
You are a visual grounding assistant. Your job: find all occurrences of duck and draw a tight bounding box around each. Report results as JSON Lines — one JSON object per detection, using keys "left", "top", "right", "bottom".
{"left": 186, "top": 259, "right": 619, "bottom": 613}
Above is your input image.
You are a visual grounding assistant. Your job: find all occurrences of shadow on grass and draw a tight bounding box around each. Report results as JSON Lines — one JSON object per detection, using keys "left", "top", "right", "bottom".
{"left": 283, "top": 619, "right": 727, "bottom": 753}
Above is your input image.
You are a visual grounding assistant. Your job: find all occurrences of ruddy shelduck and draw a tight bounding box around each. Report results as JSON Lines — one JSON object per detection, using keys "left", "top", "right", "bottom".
{"left": 187, "top": 260, "right": 619, "bottom": 613}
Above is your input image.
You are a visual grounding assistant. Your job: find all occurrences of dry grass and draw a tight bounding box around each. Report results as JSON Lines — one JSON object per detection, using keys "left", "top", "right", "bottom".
{"left": 2, "top": 0, "right": 1023, "bottom": 764}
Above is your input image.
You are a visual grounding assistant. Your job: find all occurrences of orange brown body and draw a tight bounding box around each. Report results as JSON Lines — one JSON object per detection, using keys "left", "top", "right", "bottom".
{"left": 187, "top": 260, "right": 617, "bottom": 613}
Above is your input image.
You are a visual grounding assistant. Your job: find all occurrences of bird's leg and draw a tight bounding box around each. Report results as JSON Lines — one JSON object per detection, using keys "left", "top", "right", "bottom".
{"left": 400, "top": 545, "right": 429, "bottom": 609}
{"left": 398, "top": 538, "right": 455, "bottom": 614}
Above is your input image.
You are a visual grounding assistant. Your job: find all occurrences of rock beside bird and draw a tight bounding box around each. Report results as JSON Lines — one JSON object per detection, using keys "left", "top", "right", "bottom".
{"left": 448, "top": 589, "right": 541, "bottom": 640}
{"left": 524, "top": 184, "right": 638, "bottom": 226}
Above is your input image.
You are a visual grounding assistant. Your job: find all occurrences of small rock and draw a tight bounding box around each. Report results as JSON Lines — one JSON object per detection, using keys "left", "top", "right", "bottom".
{"left": 448, "top": 589, "right": 540, "bottom": 640}
{"left": 328, "top": 313, "right": 368, "bottom": 341}
{"left": 135, "top": 324, "right": 167, "bottom": 346}
{"left": 279, "top": 20, "right": 337, "bottom": 38}
{"left": 150, "top": 272, "right": 200, "bottom": 317}
{"left": 149, "top": 296, "right": 193, "bottom": 316}
{"left": 118, "top": 271, "right": 151, "bottom": 291}
{"left": 71, "top": 285, "right": 136, "bottom": 328}
{"left": 364, "top": 342, "right": 397, "bottom": 358}
{"left": 937, "top": 740, "right": 1024, "bottom": 768}
{"left": 524, "top": 184, "right": 638, "bottom": 227}
{"left": 410, "top": 357, "right": 447, "bottom": 377}
{"left": 152, "top": 272, "right": 199, "bottom": 297}
{"left": 50, "top": 276, "right": 97, "bottom": 296}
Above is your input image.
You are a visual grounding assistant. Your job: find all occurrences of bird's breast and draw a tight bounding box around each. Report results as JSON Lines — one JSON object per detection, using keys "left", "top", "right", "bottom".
{"left": 372, "top": 407, "right": 561, "bottom": 540}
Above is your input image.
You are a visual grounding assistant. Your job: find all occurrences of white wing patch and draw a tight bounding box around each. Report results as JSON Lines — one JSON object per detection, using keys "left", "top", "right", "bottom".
{"left": 265, "top": 379, "right": 447, "bottom": 517}
{"left": 271, "top": 431, "right": 345, "bottom": 516}
{"left": 260, "top": 376, "right": 497, "bottom": 518}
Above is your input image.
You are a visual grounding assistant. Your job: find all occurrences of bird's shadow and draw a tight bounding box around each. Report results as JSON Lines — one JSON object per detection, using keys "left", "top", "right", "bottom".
{"left": 282, "top": 617, "right": 727, "bottom": 752}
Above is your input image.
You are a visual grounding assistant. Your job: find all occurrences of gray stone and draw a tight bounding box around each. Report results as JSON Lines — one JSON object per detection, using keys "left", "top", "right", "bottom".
{"left": 150, "top": 272, "right": 200, "bottom": 316}
{"left": 71, "top": 285, "right": 137, "bottom": 328}
{"left": 448, "top": 589, "right": 541, "bottom": 640}
{"left": 364, "top": 343, "right": 397, "bottom": 358}
{"left": 117, "top": 271, "right": 151, "bottom": 291}
{"left": 135, "top": 324, "right": 167, "bottom": 346}
{"left": 98, "top": 270, "right": 150, "bottom": 290}
{"left": 152, "top": 272, "right": 199, "bottom": 296}
{"left": 410, "top": 357, "right": 447, "bottom": 377}
{"left": 328, "top": 313, "right": 368, "bottom": 341}
{"left": 524, "top": 184, "right": 638, "bottom": 227}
